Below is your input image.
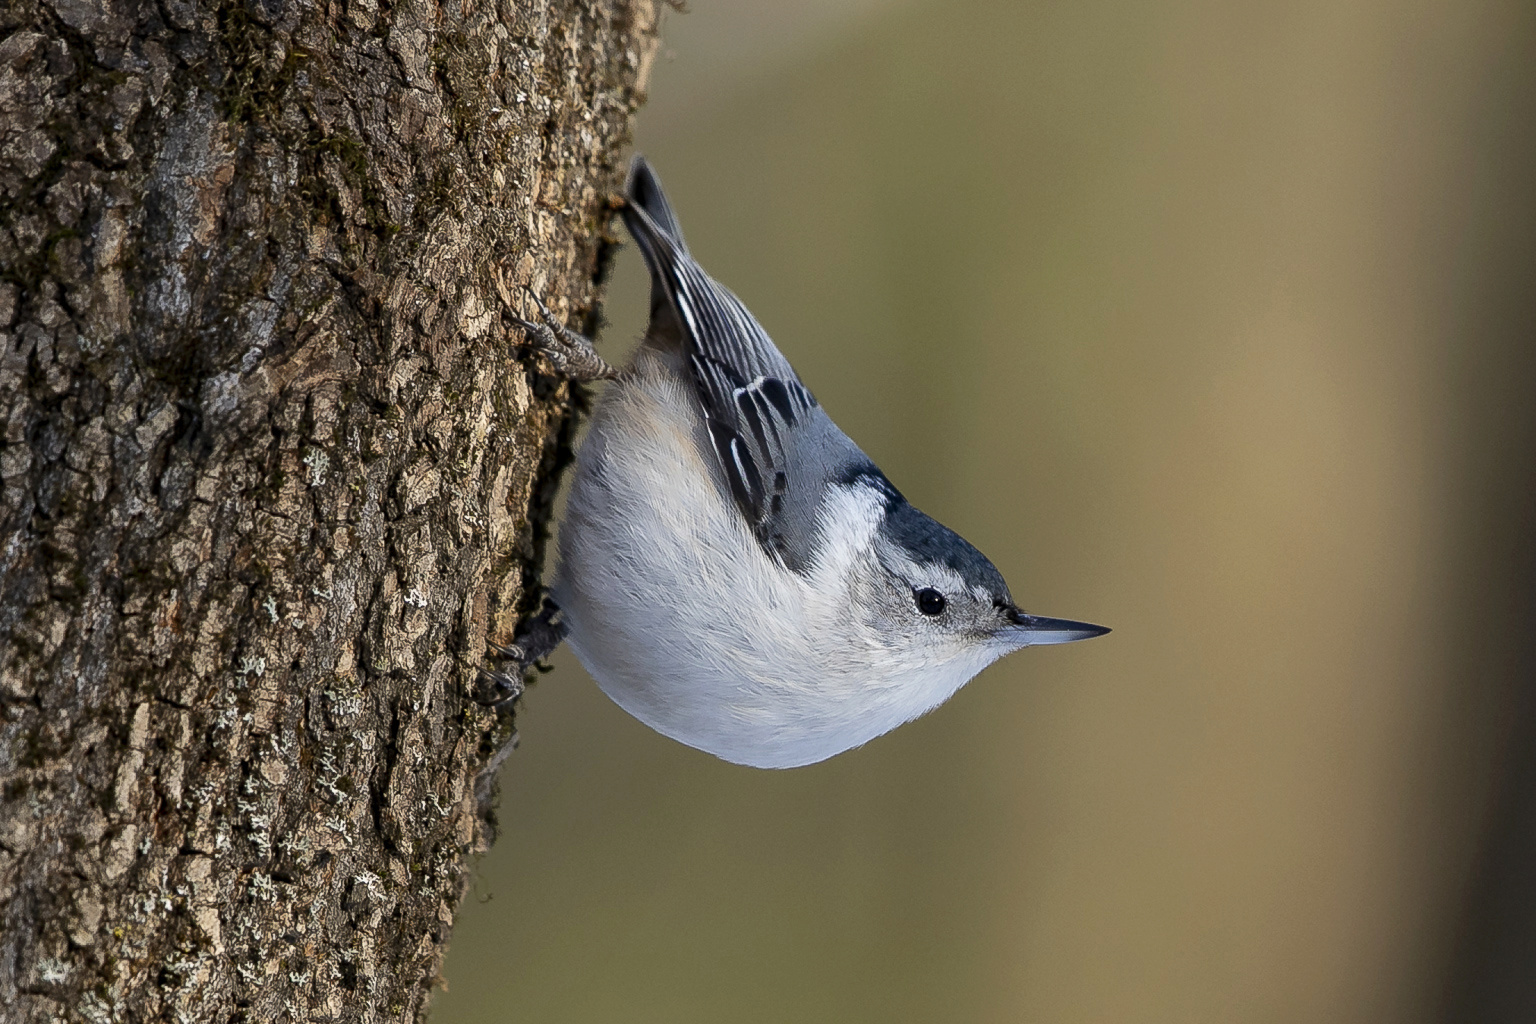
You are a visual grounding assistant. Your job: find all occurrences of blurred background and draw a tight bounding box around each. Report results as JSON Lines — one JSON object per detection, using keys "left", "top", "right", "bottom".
{"left": 436, "top": 0, "right": 1536, "bottom": 1021}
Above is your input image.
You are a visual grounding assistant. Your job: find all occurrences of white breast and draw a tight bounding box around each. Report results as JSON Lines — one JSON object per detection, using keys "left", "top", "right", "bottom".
{"left": 553, "top": 353, "right": 994, "bottom": 768}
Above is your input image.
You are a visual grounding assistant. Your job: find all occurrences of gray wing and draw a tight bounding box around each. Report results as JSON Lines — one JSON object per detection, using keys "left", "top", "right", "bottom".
{"left": 623, "top": 157, "right": 861, "bottom": 571}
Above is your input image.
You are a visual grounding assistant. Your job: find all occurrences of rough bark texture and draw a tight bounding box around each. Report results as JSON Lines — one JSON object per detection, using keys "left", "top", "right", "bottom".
{"left": 0, "top": 0, "right": 656, "bottom": 1018}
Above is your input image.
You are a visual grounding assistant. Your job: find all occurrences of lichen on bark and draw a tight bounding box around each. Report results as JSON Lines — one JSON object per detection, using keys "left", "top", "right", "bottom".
{"left": 0, "top": 0, "right": 657, "bottom": 1019}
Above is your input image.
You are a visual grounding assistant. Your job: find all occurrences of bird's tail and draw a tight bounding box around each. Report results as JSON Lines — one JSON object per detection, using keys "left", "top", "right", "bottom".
{"left": 622, "top": 156, "right": 691, "bottom": 344}
{"left": 624, "top": 155, "right": 688, "bottom": 254}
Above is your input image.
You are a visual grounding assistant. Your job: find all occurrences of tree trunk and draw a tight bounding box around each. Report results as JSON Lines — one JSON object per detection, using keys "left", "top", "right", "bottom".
{"left": 0, "top": 0, "right": 656, "bottom": 1018}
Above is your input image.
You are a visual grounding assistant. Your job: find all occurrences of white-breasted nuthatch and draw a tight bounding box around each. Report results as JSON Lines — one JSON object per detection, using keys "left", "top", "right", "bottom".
{"left": 494, "top": 156, "right": 1108, "bottom": 769}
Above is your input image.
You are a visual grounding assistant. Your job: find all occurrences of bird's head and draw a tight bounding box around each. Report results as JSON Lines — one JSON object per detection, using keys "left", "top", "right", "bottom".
{"left": 864, "top": 496, "right": 1108, "bottom": 667}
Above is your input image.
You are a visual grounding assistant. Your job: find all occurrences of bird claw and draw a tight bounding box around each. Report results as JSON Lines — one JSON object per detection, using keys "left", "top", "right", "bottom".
{"left": 511, "top": 286, "right": 617, "bottom": 382}
{"left": 475, "top": 594, "right": 569, "bottom": 709}
{"left": 475, "top": 666, "right": 526, "bottom": 709}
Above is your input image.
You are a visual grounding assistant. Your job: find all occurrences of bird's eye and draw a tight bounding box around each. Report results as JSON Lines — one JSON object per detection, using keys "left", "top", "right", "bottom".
{"left": 915, "top": 588, "right": 947, "bottom": 616}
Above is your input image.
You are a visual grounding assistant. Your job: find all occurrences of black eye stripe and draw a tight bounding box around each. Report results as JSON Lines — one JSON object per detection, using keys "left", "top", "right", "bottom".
{"left": 915, "top": 588, "right": 946, "bottom": 616}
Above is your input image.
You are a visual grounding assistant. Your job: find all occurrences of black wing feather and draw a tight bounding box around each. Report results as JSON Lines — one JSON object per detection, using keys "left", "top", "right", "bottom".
{"left": 624, "top": 157, "right": 818, "bottom": 559}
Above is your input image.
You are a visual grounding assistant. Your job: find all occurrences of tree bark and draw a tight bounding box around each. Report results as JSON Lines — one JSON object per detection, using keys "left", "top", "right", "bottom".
{"left": 0, "top": 0, "right": 656, "bottom": 1018}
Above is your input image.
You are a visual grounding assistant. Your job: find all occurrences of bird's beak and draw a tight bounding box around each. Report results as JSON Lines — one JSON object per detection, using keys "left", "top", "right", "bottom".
{"left": 1001, "top": 605, "right": 1110, "bottom": 646}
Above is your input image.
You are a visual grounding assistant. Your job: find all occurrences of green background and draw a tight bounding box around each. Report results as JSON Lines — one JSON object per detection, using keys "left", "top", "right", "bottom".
{"left": 434, "top": 1, "right": 1536, "bottom": 1020}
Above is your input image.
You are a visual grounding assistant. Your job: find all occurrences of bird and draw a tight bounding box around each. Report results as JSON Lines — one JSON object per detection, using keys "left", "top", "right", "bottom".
{"left": 493, "top": 156, "right": 1108, "bottom": 769}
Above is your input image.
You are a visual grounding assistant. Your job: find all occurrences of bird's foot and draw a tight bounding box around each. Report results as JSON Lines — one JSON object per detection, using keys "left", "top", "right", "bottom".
{"left": 509, "top": 286, "right": 617, "bottom": 382}
{"left": 477, "top": 593, "right": 569, "bottom": 709}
